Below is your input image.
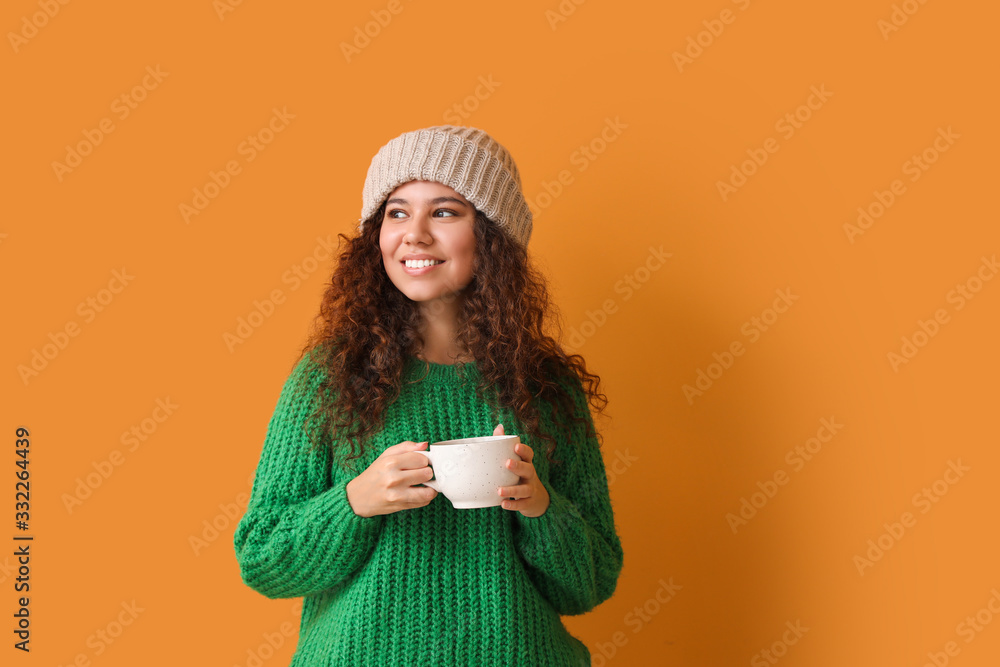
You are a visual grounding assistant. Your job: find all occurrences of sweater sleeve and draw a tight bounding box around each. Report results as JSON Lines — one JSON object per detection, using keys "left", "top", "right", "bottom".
{"left": 511, "top": 374, "right": 624, "bottom": 615}
{"left": 233, "top": 353, "right": 385, "bottom": 599}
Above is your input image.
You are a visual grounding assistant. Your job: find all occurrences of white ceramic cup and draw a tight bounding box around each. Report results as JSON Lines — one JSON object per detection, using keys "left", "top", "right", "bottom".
{"left": 413, "top": 435, "right": 522, "bottom": 509}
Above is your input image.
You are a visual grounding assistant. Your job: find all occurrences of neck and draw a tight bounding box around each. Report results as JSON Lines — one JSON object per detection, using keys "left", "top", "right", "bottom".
{"left": 415, "top": 297, "right": 471, "bottom": 364}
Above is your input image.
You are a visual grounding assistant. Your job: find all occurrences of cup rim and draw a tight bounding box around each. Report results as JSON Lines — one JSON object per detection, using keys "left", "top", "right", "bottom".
{"left": 431, "top": 434, "right": 519, "bottom": 447}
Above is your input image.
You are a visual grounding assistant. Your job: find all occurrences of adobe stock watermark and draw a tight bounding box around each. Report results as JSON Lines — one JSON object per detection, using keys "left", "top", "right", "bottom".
{"left": 223, "top": 235, "right": 336, "bottom": 352}
{"left": 526, "top": 117, "right": 628, "bottom": 218}
{"left": 591, "top": 577, "right": 682, "bottom": 666}
{"left": 340, "top": 0, "right": 412, "bottom": 63}
{"left": 7, "top": 0, "right": 71, "bottom": 54}
{"left": 844, "top": 126, "right": 959, "bottom": 243}
{"left": 179, "top": 107, "right": 295, "bottom": 223}
{"left": 0, "top": 555, "right": 22, "bottom": 587}
{"left": 878, "top": 0, "right": 932, "bottom": 40}
{"left": 61, "top": 398, "right": 179, "bottom": 514}
{"left": 853, "top": 459, "right": 970, "bottom": 576}
{"left": 750, "top": 620, "right": 809, "bottom": 667}
{"left": 234, "top": 599, "right": 304, "bottom": 667}
{"left": 190, "top": 470, "right": 255, "bottom": 556}
{"left": 716, "top": 84, "right": 833, "bottom": 202}
{"left": 51, "top": 65, "right": 169, "bottom": 182}
{"left": 726, "top": 416, "right": 844, "bottom": 534}
{"left": 214, "top": 0, "right": 246, "bottom": 20}
{"left": 672, "top": 0, "right": 754, "bottom": 72}
{"left": 544, "top": 0, "right": 589, "bottom": 30}
{"left": 563, "top": 245, "right": 672, "bottom": 353}
{"left": 17, "top": 267, "right": 135, "bottom": 386}
{"left": 887, "top": 254, "right": 997, "bottom": 372}
{"left": 683, "top": 288, "right": 798, "bottom": 405}
{"left": 918, "top": 588, "right": 1000, "bottom": 667}
{"left": 442, "top": 75, "right": 500, "bottom": 124}
{"left": 55, "top": 600, "right": 144, "bottom": 666}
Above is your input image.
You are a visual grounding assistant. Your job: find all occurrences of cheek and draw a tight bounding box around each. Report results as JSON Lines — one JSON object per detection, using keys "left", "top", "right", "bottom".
{"left": 379, "top": 230, "right": 398, "bottom": 262}
{"left": 458, "top": 241, "right": 476, "bottom": 275}
{"left": 448, "top": 228, "right": 476, "bottom": 271}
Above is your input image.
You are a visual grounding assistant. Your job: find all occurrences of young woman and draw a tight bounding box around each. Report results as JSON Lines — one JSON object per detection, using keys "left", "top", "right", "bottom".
{"left": 234, "top": 125, "right": 624, "bottom": 666}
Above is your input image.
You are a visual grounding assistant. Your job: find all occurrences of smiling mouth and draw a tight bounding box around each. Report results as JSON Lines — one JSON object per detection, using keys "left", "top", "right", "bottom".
{"left": 401, "top": 260, "right": 445, "bottom": 276}
{"left": 403, "top": 259, "right": 445, "bottom": 268}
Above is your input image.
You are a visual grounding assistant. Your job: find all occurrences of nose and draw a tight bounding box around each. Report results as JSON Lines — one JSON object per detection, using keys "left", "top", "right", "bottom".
{"left": 403, "top": 210, "right": 433, "bottom": 246}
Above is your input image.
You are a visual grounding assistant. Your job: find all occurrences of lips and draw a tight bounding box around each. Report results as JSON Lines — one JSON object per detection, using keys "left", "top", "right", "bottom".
{"left": 403, "top": 259, "right": 445, "bottom": 267}
{"left": 401, "top": 260, "right": 444, "bottom": 276}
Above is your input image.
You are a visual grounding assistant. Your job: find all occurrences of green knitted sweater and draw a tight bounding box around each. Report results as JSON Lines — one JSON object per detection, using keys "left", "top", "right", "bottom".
{"left": 234, "top": 352, "right": 624, "bottom": 666}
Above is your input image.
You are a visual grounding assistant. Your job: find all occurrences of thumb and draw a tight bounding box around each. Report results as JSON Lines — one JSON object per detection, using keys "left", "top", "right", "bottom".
{"left": 493, "top": 423, "right": 504, "bottom": 436}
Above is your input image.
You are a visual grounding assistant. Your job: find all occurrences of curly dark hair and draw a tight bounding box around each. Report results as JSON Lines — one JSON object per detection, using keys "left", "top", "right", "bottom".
{"left": 289, "top": 200, "right": 608, "bottom": 473}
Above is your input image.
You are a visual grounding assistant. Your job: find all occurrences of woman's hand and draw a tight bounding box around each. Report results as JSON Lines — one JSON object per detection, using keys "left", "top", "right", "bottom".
{"left": 345, "top": 441, "right": 438, "bottom": 517}
{"left": 494, "top": 423, "right": 551, "bottom": 518}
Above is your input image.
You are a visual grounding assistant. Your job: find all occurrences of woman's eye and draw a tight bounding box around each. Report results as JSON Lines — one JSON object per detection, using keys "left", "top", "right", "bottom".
{"left": 434, "top": 209, "right": 457, "bottom": 217}
{"left": 387, "top": 209, "right": 406, "bottom": 219}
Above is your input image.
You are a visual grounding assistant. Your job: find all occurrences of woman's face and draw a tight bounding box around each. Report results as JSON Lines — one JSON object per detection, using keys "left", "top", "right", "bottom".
{"left": 379, "top": 180, "right": 477, "bottom": 308}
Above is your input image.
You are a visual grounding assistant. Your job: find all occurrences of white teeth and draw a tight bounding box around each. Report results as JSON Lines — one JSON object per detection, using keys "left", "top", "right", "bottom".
{"left": 405, "top": 259, "right": 444, "bottom": 268}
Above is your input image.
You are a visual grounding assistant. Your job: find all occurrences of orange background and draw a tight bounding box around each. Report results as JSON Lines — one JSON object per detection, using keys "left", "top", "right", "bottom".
{"left": 4, "top": 0, "right": 999, "bottom": 665}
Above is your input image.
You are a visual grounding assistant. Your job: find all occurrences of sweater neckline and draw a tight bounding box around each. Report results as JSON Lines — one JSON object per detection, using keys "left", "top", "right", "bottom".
{"left": 402, "top": 354, "right": 480, "bottom": 384}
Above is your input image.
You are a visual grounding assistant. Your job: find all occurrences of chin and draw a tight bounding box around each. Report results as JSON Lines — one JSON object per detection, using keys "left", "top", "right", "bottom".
{"left": 398, "top": 285, "right": 462, "bottom": 304}
{"left": 404, "top": 291, "right": 449, "bottom": 303}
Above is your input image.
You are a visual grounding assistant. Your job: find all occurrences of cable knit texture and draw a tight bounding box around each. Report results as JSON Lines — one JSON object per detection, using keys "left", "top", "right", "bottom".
{"left": 234, "top": 352, "right": 624, "bottom": 666}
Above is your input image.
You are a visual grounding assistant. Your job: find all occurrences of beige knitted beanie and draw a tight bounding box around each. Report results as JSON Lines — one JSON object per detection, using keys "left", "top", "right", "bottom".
{"left": 359, "top": 125, "right": 532, "bottom": 247}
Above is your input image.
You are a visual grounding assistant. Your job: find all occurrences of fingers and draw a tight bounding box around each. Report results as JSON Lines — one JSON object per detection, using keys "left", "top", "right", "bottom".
{"left": 386, "top": 485, "right": 437, "bottom": 512}
{"left": 501, "top": 492, "right": 549, "bottom": 517}
{"left": 400, "top": 450, "right": 432, "bottom": 470}
{"left": 384, "top": 440, "right": 428, "bottom": 456}
{"left": 500, "top": 497, "right": 533, "bottom": 511}
{"left": 504, "top": 456, "right": 533, "bottom": 476}
{"left": 410, "top": 486, "right": 437, "bottom": 507}
{"left": 513, "top": 442, "right": 533, "bottom": 463}
{"left": 493, "top": 423, "right": 505, "bottom": 436}
{"left": 497, "top": 483, "right": 531, "bottom": 499}
{"left": 384, "top": 441, "right": 430, "bottom": 471}
{"left": 407, "top": 466, "right": 435, "bottom": 487}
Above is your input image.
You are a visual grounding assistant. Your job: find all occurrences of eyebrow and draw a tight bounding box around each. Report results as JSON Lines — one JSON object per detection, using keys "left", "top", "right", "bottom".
{"left": 385, "top": 196, "right": 469, "bottom": 207}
